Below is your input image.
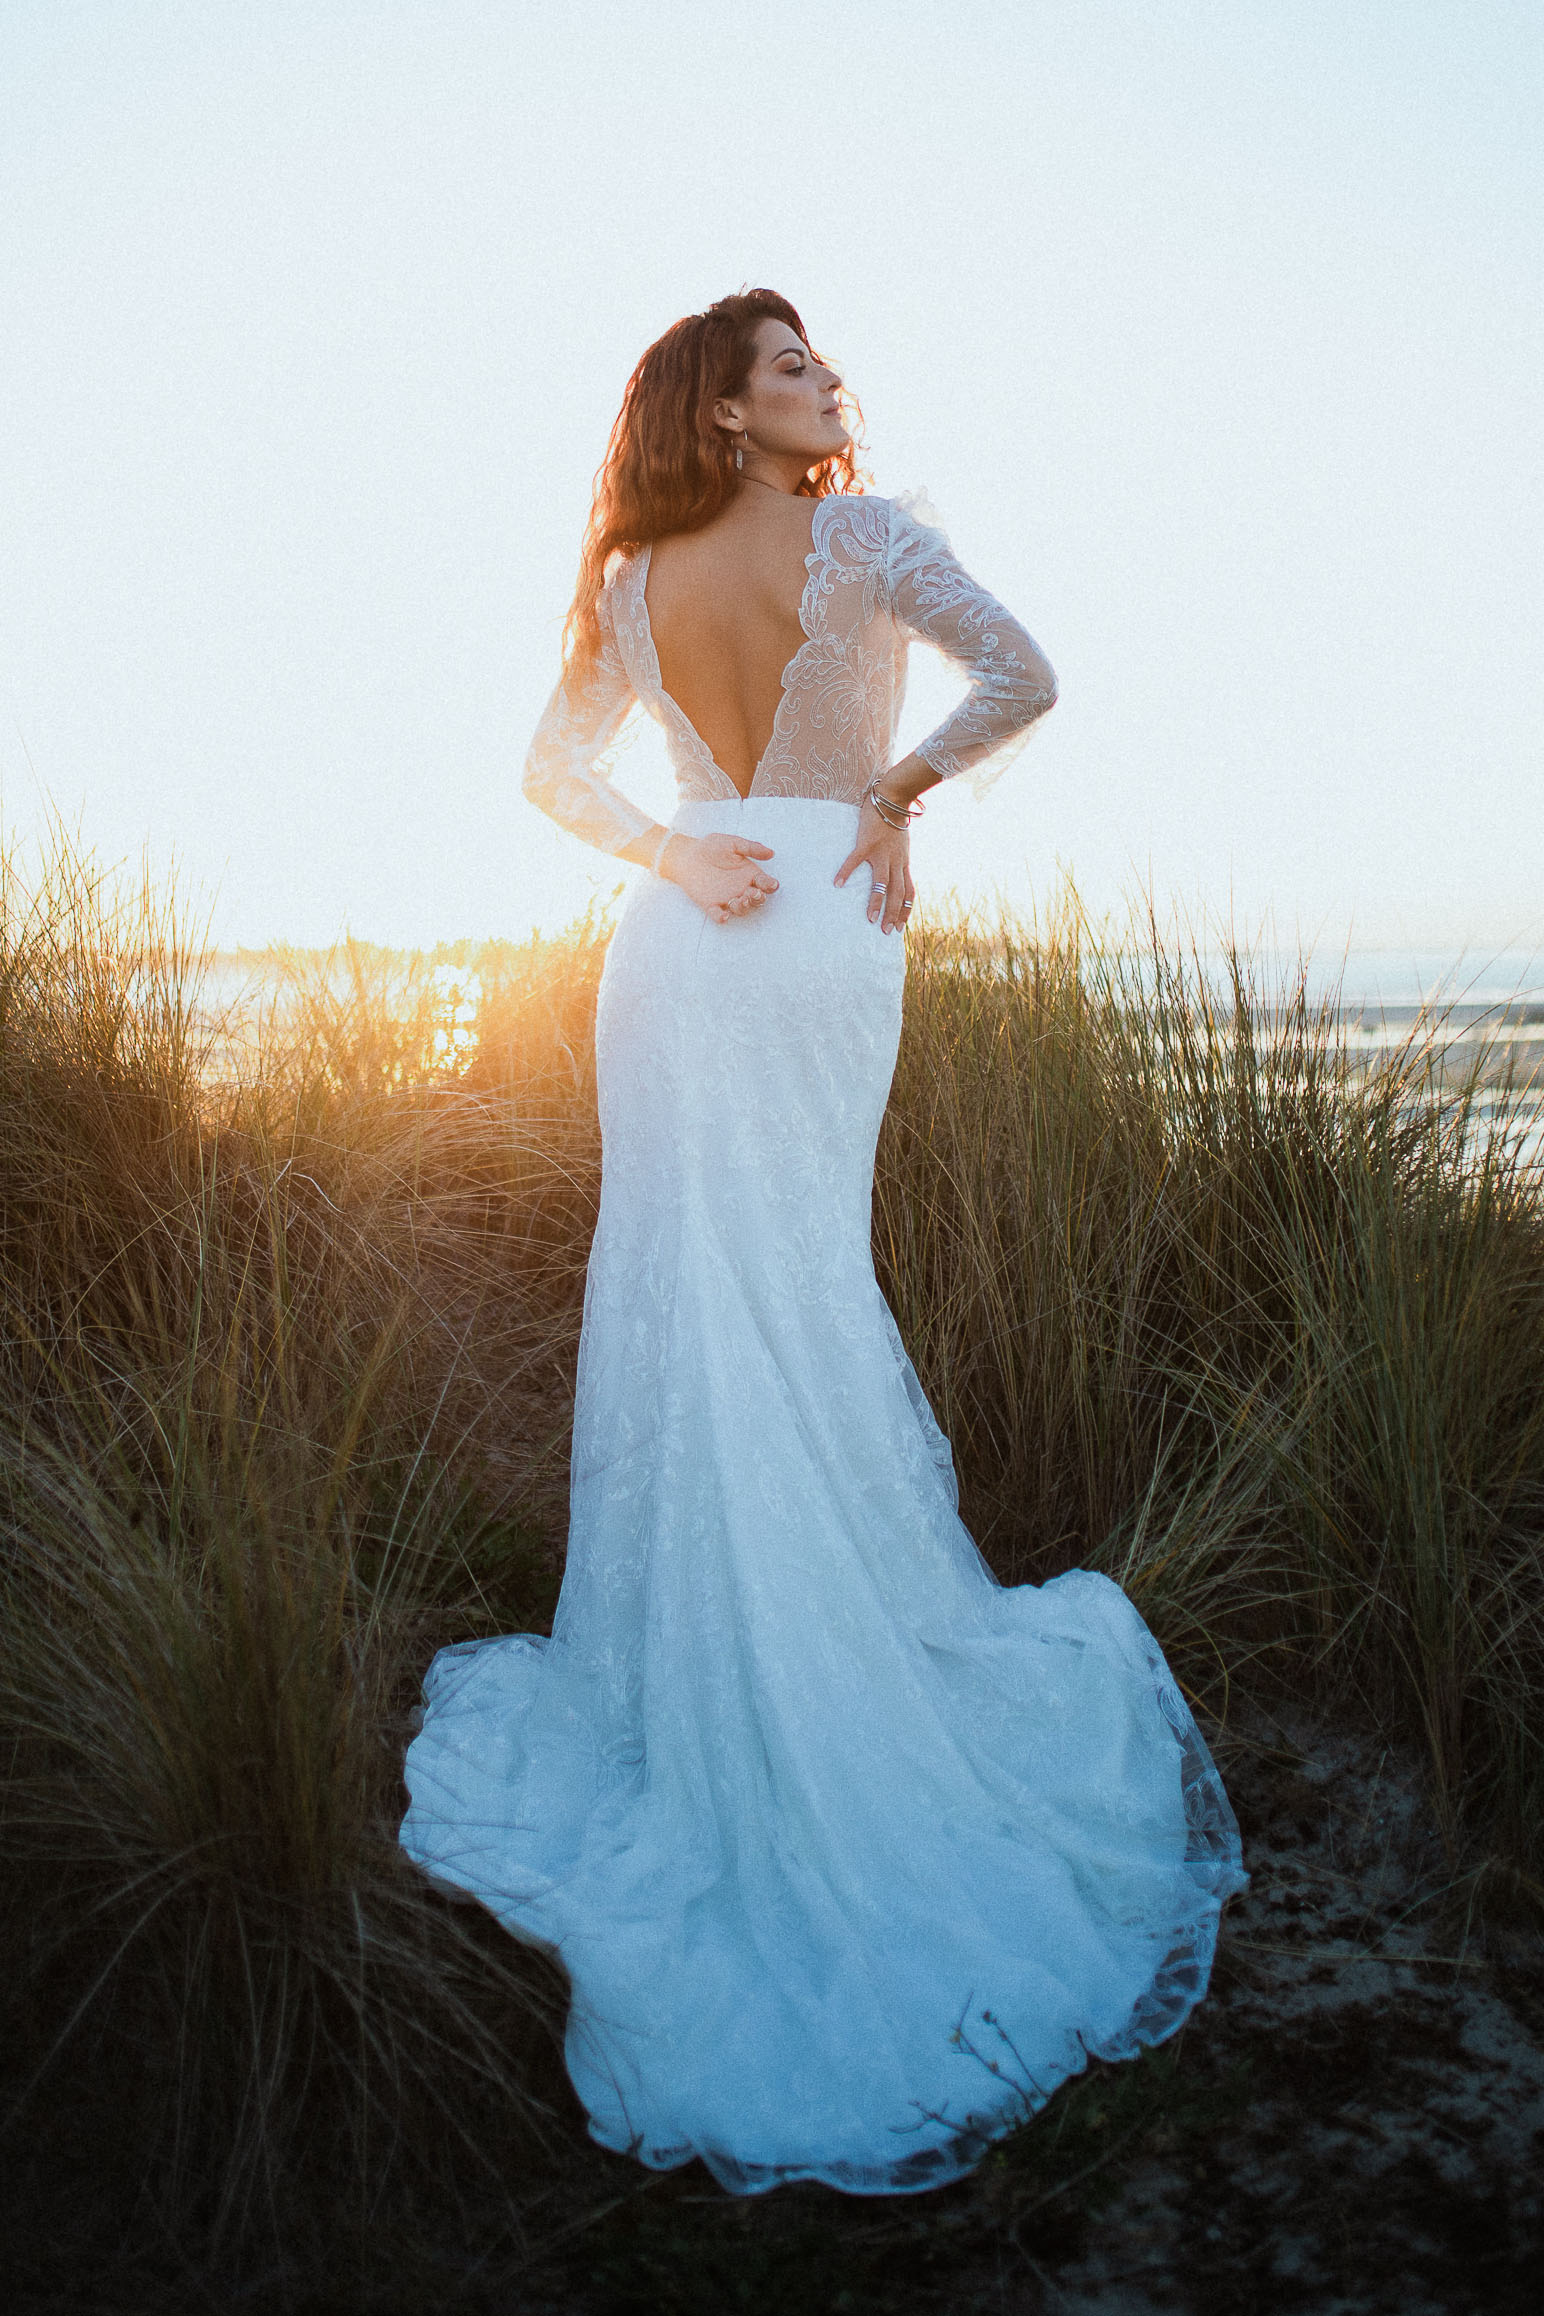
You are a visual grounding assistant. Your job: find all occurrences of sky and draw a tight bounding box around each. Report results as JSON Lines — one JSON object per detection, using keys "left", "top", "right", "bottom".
{"left": 1, "top": 1, "right": 1540, "bottom": 958}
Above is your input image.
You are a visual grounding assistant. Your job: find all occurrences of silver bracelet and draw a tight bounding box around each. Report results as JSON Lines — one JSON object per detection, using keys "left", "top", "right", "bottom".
{"left": 864, "top": 781, "right": 923, "bottom": 830}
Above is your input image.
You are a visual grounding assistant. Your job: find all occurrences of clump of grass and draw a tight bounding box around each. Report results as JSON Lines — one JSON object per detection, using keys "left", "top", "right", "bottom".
{"left": 0, "top": 830, "right": 584, "bottom": 2280}
{"left": 0, "top": 824, "right": 1541, "bottom": 2294}
{"left": 878, "top": 898, "right": 1544, "bottom": 1865}
{"left": 1, "top": 1431, "right": 569, "bottom": 2262}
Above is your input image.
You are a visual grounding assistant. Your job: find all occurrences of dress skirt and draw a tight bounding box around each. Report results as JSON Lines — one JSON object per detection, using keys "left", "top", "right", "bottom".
{"left": 399, "top": 796, "right": 1247, "bottom": 2195}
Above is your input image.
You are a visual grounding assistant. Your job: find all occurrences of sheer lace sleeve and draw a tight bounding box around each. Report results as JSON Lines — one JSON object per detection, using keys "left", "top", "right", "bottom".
{"left": 885, "top": 492, "right": 1058, "bottom": 793}
{"left": 522, "top": 581, "right": 660, "bottom": 859}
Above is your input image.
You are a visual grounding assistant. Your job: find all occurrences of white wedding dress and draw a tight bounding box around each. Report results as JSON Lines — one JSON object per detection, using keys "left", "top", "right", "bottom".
{"left": 400, "top": 492, "right": 1246, "bottom": 2194}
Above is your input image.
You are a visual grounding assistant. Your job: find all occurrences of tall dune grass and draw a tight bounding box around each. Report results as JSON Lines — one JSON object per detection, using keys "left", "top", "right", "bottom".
{"left": 878, "top": 910, "right": 1544, "bottom": 1864}
{"left": 1, "top": 827, "right": 1541, "bottom": 2286}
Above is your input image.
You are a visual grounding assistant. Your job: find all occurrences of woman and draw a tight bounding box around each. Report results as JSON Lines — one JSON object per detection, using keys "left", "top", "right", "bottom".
{"left": 400, "top": 290, "right": 1246, "bottom": 2196}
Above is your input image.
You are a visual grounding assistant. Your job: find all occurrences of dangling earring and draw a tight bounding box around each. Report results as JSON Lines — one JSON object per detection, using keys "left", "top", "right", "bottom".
{"left": 735, "top": 437, "right": 744, "bottom": 472}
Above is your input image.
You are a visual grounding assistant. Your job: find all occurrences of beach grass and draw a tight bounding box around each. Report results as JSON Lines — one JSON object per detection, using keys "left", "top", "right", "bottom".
{"left": 1, "top": 824, "right": 1541, "bottom": 2295}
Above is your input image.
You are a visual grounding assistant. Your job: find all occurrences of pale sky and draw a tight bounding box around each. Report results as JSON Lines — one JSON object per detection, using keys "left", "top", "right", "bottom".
{"left": 2, "top": 1, "right": 1540, "bottom": 954}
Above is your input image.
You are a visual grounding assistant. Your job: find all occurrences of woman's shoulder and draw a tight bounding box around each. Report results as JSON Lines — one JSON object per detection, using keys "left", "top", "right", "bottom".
{"left": 826, "top": 487, "right": 953, "bottom": 553}
{"left": 824, "top": 489, "right": 892, "bottom": 538}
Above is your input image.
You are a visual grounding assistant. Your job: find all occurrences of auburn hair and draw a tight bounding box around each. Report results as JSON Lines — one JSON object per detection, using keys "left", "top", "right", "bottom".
{"left": 562, "top": 289, "right": 865, "bottom": 681}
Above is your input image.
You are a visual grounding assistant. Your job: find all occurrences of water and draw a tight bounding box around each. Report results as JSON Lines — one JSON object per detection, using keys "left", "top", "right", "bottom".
{"left": 180, "top": 942, "right": 1544, "bottom": 1173}
{"left": 1315, "top": 948, "right": 1544, "bottom": 1011}
{"left": 1198, "top": 949, "right": 1544, "bottom": 1173}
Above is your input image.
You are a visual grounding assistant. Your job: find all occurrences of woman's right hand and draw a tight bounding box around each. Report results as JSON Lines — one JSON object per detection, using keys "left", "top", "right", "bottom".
{"left": 661, "top": 833, "right": 778, "bottom": 926}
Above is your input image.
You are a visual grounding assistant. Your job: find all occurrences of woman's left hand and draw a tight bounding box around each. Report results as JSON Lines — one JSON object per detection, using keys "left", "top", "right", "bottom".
{"left": 833, "top": 802, "right": 916, "bottom": 934}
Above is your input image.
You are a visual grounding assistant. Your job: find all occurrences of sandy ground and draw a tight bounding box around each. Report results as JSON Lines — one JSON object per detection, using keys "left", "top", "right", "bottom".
{"left": 512, "top": 1698, "right": 1544, "bottom": 2316}
{"left": 7, "top": 1697, "right": 1540, "bottom": 2314}
{"left": 1030, "top": 1702, "right": 1544, "bottom": 2314}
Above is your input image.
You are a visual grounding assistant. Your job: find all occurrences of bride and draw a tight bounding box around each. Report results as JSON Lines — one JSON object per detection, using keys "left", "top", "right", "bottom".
{"left": 400, "top": 289, "right": 1246, "bottom": 2196}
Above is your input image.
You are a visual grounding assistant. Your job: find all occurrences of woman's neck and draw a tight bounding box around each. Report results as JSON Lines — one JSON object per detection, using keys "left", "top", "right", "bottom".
{"left": 737, "top": 451, "right": 811, "bottom": 498}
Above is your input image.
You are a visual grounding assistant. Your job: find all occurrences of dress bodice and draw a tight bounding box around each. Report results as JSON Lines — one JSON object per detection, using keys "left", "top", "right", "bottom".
{"left": 521, "top": 492, "right": 1058, "bottom": 861}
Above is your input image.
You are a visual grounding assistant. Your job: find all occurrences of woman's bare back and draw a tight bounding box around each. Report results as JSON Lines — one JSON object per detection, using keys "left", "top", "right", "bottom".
{"left": 644, "top": 493, "right": 819, "bottom": 799}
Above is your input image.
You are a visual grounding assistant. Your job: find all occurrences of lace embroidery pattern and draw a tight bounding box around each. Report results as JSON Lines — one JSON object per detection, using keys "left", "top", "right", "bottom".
{"left": 885, "top": 492, "right": 1060, "bottom": 795}
{"left": 521, "top": 493, "right": 1058, "bottom": 850}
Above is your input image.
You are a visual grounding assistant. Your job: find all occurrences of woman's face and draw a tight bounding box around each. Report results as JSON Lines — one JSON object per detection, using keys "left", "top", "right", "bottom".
{"left": 716, "top": 319, "right": 850, "bottom": 465}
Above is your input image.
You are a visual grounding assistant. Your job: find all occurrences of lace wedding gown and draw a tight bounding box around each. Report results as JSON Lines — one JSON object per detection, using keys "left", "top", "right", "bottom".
{"left": 400, "top": 492, "right": 1246, "bottom": 2194}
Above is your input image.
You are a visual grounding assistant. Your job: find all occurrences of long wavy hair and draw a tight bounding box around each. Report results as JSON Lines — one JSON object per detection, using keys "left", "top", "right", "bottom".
{"left": 562, "top": 289, "right": 865, "bottom": 681}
